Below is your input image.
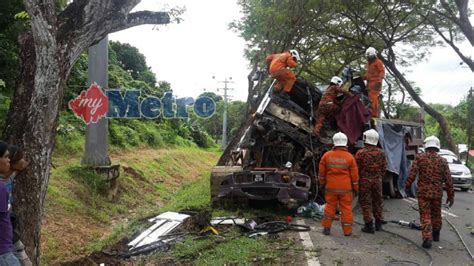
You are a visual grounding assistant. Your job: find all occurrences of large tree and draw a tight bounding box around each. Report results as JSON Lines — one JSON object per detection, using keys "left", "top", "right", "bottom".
{"left": 234, "top": 0, "right": 465, "bottom": 153}
{"left": 2, "top": 1, "right": 172, "bottom": 264}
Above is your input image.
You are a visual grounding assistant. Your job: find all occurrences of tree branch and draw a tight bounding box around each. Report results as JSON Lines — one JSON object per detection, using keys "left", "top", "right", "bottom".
{"left": 380, "top": 49, "right": 458, "bottom": 154}
{"left": 432, "top": 23, "right": 474, "bottom": 71}
{"left": 110, "top": 11, "right": 170, "bottom": 33}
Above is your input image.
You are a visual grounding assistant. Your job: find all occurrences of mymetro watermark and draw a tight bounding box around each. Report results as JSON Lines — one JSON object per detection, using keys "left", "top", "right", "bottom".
{"left": 68, "top": 83, "right": 216, "bottom": 124}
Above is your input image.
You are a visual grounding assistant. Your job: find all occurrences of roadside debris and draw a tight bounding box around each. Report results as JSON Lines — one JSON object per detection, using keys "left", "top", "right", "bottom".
{"left": 211, "top": 215, "right": 311, "bottom": 237}
{"left": 126, "top": 211, "right": 190, "bottom": 256}
{"left": 210, "top": 217, "right": 246, "bottom": 225}
{"left": 390, "top": 220, "right": 421, "bottom": 230}
{"left": 297, "top": 201, "right": 325, "bottom": 219}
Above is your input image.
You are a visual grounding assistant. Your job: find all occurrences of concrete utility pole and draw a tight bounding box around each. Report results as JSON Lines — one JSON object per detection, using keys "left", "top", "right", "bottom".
{"left": 215, "top": 76, "right": 234, "bottom": 150}
{"left": 82, "top": 36, "right": 111, "bottom": 166}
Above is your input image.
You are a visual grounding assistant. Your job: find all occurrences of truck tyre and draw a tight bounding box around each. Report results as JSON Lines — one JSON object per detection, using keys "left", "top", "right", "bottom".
{"left": 382, "top": 173, "right": 396, "bottom": 198}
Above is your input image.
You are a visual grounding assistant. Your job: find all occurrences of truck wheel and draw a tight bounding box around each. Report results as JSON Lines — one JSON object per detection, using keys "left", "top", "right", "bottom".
{"left": 382, "top": 178, "right": 396, "bottom": 198}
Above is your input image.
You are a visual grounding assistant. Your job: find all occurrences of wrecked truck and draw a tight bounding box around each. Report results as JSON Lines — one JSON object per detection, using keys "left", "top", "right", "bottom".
{"left": 211, "top": 77, "right": 328, "bottom": 207}
{"left": 211, "top": 70, "right": 424, "bottom": 206}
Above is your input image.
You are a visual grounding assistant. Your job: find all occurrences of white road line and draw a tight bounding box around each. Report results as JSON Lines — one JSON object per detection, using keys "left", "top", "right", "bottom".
{"left": 296, "top": 219, "right": 321, "bottom": 266}
{"left": 403, "top": 198, "right": 458, "bottom": 218}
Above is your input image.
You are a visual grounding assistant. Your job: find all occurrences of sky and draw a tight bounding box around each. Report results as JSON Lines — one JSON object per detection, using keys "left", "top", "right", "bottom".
{"left": 110, "top": 0, "right": 473, "bottom": 106}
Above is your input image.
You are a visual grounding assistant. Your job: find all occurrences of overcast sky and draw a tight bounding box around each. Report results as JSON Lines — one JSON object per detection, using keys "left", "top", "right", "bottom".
{"left": 110, "top": 0, "right": 472, "bottom": 106}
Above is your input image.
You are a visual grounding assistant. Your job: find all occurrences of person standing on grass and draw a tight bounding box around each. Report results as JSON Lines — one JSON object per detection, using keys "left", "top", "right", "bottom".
{"left": 2, "top": 146, "right": 31, "bottom": 266}
{"left": 0, "top": 141, "right": 20, "bottom": 266}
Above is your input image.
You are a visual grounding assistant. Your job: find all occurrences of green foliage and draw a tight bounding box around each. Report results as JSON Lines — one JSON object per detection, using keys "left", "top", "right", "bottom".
{"left": 424, "top": 97, "right": 473, "bottom": 148}
{"left": 163, "top": 228, "right": 286, "bottom": 265}
{"left": 0, "top": 0, "right": 27, "bottom": 101}
{"left": 191, "top": 93, "right": 247, "bottom": 144}
{"left": 110, "top": 41, "right": 153, "bottom": 85}
{"left": 55, "top": 112, "right": 85, "bottom": 155}
{"left": 13, "top": 11, "right": 28, "bottom": 20}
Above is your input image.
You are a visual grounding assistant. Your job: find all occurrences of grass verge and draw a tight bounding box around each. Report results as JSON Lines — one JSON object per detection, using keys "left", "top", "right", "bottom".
{"left": 41, "top": 147, "right": 220, "bottom": 264}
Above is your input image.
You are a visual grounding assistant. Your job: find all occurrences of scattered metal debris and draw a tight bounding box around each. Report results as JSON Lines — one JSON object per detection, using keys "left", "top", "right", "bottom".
{"left": 127, "top": 211, "right": 190, "bottom": 251}
{"left": 210, "top": 217, "right": 246, "bottom": 225}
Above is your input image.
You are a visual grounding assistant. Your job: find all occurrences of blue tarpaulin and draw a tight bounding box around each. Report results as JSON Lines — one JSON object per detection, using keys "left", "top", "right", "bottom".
{"left": 376, "top": 122, "right": 411, "bottom": 192}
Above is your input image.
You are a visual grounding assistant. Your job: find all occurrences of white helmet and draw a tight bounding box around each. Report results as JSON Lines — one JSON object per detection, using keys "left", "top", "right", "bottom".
{"left": 330, "top": 76, "right": 343, "bottom": 87}
{"left": 333, "top": 132, "right": 348, "bottom": 147}
{"left": 424, "top": 136, "right": 440, "bottom": 150}
{"left": 363, "top": 129, "right": 379, "bottom": 145}
{"left": 289, "top": 49, "right": 301, "bottom": 62}
{"left": 365, "top": 47, "right": 377, "bottom": 57}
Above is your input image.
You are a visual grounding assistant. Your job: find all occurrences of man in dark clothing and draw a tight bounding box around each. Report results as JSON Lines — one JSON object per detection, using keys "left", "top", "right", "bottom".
{"left": 2, "top": 146, "right": 31, "bottom": 266}
{"left": 405, "top": 136, "right": 455, "bottom": 249}
{"left": 0, "top": 142, "right": 20, "bottom": 266}
{"left": 355, "top": 129, "right": 387, "bottom": 233}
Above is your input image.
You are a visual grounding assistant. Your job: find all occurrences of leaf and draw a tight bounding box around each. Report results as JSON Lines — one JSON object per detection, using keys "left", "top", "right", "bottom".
{"left": 14, "top": 11, "right": 29, "bottom": 20}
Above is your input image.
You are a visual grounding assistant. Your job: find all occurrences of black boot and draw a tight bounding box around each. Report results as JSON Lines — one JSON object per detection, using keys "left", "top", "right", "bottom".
{"left": 422, "top": 240, "right": 432, "bottom": 249}
{"left": 433, "top": 230, "right": 440, "bottom": 242}
{"left": 323, "top": 228, "right": 331, "bottom": 235}
{"left": 361, "top": 221, "right": 375, "bottom": 234}
{"left": 375, "top": 219, "right": 383, "bottom": 231}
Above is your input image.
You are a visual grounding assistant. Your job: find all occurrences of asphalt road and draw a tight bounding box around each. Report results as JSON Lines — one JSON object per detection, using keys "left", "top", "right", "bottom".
{"left": 297, "top": 189, "right": 474, "bottom": 265}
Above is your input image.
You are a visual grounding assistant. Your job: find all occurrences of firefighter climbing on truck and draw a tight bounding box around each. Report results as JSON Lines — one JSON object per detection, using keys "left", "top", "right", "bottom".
{"left": 314, "top": 76, "right": 352, "bottom": 137}
{"left": 265, "top": 50, "right": 300, "bottom": 93}
{"left": 363, "top": 47, "right": 385, "bottom": 118}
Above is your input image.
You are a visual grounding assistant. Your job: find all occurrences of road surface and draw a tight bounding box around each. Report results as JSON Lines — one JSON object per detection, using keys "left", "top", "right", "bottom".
{"left": 296, "top": 188, "right": 473, "bottom": 265}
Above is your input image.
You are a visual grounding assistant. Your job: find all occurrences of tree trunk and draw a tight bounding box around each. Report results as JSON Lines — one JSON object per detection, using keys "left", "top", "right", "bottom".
{"left": 245, "top": 60, "right": 259, "bottom": 114}
{"left": 4, "top": 33, "right": 66, "bottom": 266}
{"left": 1, "top": 2, "right": 170, "bottom": 264}
{"left": 380, "top": 55, "right": 459, "bottom": 154}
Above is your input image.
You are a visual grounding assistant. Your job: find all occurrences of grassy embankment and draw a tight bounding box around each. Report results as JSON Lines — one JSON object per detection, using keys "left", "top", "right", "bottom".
{"left": 41, "top": 115, "right": 305, "bottom": 265}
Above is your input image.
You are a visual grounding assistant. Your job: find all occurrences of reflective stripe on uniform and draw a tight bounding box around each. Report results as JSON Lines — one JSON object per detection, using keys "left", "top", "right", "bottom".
{"left": 326, "top": 164, "right": 349, "bottom": 169}
{"left": 325, "top": 188, "right": 352, "bottom": 193}
{"left": 323, "top": 215, "right": 334, "bottom": 220}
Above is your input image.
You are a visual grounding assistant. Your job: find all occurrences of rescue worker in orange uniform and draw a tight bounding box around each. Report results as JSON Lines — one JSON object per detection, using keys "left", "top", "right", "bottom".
{"left": 405, "top": 136, "right": 454, "bottom": 249}
{"left": 266, "top": 50, "right": 300, "bottom": 93}
{"left": 363, "top": 47, "right": 385, "bottom": 118}
{"left": 319, "top": 132, "right": 359, "bottom": 236}
{"left": 355, "top": 129, "right": 387, "bottom": 233}
{"left": 314, "top": 76, "right": 351, "bottom": 137}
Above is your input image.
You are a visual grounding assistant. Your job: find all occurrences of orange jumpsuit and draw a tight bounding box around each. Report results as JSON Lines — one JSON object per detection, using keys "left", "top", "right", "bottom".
{"left": 364, "top": 57, "right": 385, "bottom": 118}
{"left": 319, "top": 147, "right": 359, "bottom": 235}
{"left": 266, "top": 52, "right": 297, "bottom": 93}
